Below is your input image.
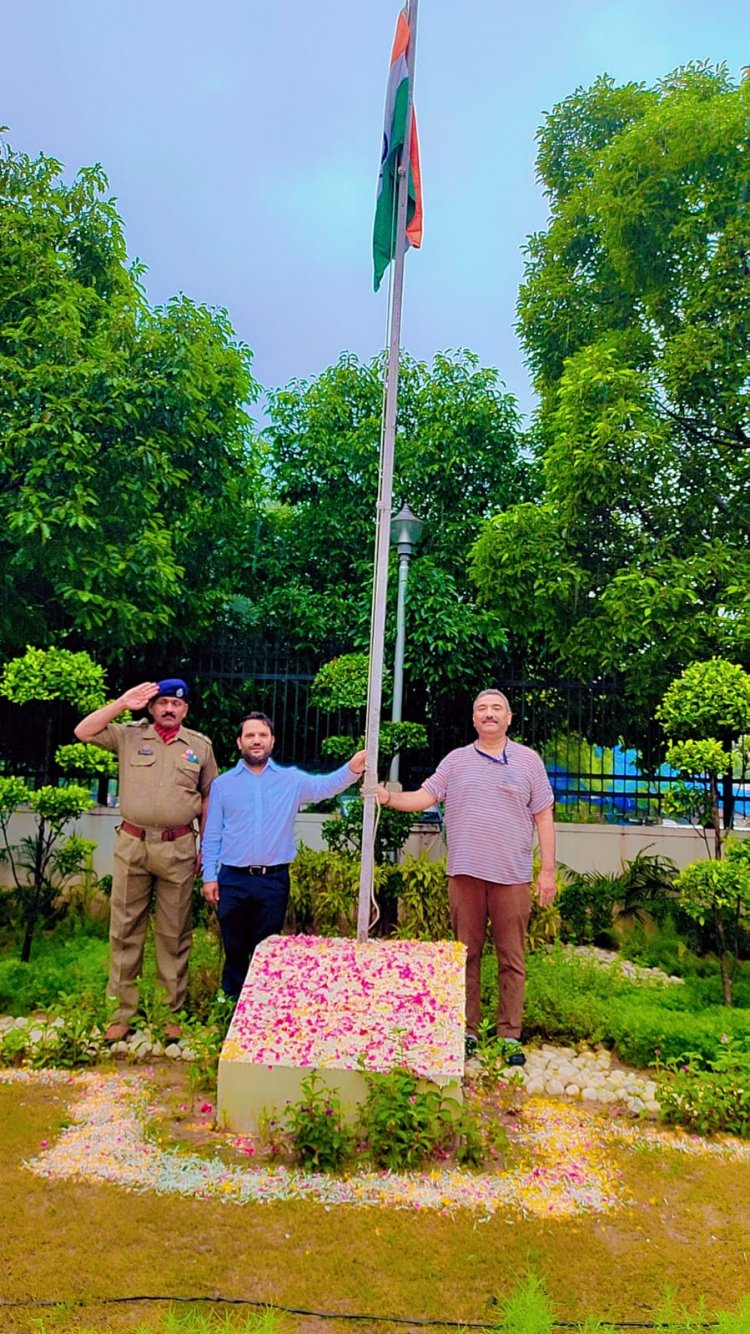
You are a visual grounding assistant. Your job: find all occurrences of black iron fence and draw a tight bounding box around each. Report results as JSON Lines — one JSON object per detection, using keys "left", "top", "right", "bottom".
{"left": 1, "top": 640, "right": 735, "bottom": 822}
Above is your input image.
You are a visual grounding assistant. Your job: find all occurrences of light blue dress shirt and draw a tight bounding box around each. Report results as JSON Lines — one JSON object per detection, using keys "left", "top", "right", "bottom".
{"left": 201, "top": 757, "right": 356, "bottom": 879}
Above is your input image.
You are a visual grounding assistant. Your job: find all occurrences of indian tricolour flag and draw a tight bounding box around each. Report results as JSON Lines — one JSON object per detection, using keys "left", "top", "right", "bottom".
{"left": 372, "top": 5, "right": 423, "bottom": 293}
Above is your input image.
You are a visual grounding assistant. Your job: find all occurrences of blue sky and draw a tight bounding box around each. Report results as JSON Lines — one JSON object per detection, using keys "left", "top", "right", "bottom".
{"left": 2, "top": 1, "right": 747, "bottom": 418}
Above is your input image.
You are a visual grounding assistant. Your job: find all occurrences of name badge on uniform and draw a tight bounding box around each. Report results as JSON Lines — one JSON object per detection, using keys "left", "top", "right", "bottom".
{"left": 137, "top": 747, "right": 154, "bottom": 755}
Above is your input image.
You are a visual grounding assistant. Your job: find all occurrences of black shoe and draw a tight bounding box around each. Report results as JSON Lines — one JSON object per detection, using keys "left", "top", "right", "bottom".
{"left": 464, "top": 1033, "right": 478, "bottom": 1060}
{"left": 505, "top": 1041, "right": 526, "bottom": 1067}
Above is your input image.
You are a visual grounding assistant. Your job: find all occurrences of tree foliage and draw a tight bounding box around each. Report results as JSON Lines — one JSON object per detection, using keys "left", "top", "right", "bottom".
{"left": 472, "top": 65, "right": 750, "bottom": 706}
{"left": 657, "top": 659, "right": 750, "bottom": 852}
{"left": 675, "top": 841, "right": 750, "bottom": 1005}
{"left": 0, "top": 646, "right": 110, "bottom": 782}
{"left": 0, "top": 137, "right": 262, "bottom": 658}
{"left": 656, "top": 658, "right": 750, "bottom": 742}
{"left": 55, "top": 743, "right": 119, "bottom": 779}
{"left": 310, "top": 654, "right": 372, "bottom": 712}
{"left": 0, "top": 646, "right": 106, "bottom": 714}
{"left": 254, "top": 350, "right": 527, "bottom": 695}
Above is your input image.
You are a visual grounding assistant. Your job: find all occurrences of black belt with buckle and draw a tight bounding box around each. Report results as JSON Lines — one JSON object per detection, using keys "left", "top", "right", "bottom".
{"left": 223, "top": 863, "right": 287, "bottom": 876}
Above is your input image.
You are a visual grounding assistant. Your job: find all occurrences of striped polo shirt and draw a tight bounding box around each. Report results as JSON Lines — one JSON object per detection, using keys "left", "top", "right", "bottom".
{"left": 422, "top": 739, "right": 554, "bottom": 883}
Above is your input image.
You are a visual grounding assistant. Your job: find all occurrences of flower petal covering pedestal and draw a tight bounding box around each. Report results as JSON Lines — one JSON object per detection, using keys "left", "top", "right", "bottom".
{"left": 217, "top": 934, "right": 466, "bottom": 1133}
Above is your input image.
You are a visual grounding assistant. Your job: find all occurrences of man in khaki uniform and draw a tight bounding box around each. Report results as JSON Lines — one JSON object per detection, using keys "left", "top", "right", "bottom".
{"left": 75, "top": 678, "right": 218, "bottom": 1041}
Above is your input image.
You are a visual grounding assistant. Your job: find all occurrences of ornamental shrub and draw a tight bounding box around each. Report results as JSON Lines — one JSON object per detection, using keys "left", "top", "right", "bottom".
{"left": 389, "top": 852, "right": 451, "bottom": 942}
{"left": 0, "top": 646, "right": 107, "bottom": 714}
{"left": 358, "top": 1065, "right": 456, "bottom": 1170}
{"left": 0, "top": 777, "right": 95, "bottom": 961}
{"left": 283, "top": 1072, "right": 355, "bottom": 1172}
{"left": 657, "top": 1039, "right": 750, "bottom": 1137}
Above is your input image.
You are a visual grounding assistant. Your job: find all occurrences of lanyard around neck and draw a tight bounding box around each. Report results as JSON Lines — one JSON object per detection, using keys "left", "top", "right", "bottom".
{"left": 474, "top": 742, "right": 509, "bottom": 766}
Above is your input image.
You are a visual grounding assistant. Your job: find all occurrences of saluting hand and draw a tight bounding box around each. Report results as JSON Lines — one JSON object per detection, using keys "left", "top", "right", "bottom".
{"left": 118, "top": 682, "right": 160, "bottom": 712}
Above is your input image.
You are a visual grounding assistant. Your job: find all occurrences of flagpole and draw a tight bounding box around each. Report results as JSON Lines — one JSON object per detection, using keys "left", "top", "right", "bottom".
{"left": 357, "top": 0, "right": 419, "bottom": 942}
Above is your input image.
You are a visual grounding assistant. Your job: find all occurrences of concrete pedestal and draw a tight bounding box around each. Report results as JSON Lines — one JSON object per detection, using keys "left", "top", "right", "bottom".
{"left": 216, "top": 934, "right": 466, "bottom": 1134}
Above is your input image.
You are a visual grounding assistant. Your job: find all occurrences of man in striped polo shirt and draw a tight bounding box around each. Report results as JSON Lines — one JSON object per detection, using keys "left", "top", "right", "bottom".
{"left": 377, "top": 689, "right": 556, "bottom": 1064}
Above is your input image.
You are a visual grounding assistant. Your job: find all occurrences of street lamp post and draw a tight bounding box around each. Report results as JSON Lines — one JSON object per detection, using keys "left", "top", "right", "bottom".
{"left": 389, "top": 503, "right": 424, "bottom": 784}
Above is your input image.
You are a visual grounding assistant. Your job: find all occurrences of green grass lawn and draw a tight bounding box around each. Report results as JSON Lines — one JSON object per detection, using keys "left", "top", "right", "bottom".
{"left": 1, "top": 920, "right": 749, "bottom": 1331}
{"left": 2, "top": 1059, "right": 750, "bottom": 1334}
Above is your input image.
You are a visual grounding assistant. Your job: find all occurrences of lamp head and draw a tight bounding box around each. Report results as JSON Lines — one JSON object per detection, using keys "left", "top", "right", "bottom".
{"left": 390, "top": 503, "right": 424, "bottom": 553}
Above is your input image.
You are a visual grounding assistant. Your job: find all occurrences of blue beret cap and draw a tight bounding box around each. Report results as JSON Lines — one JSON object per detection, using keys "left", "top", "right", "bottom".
{"left": 155, "top": 678, "right": 189, "bottom": 700}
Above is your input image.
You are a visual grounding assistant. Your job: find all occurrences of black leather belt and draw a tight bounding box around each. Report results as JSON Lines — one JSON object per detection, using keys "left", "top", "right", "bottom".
{"left": 223, "top": 863, "right": 287, "bottom": 875}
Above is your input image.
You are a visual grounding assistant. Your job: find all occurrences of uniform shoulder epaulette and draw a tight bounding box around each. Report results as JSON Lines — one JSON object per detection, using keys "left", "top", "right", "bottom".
{"left": 185, "top": 727, "right": 212, "bottom": 744}
{"left": 124, "top": 718, "right": 149, "bottom": 728}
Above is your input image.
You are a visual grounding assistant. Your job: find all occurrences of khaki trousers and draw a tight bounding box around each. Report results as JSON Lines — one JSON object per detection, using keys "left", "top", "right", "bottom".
{"left": 448, "top": 875, "right": 531, "bottom": 1038}
{"left": 108, "top": 826, "right": 196, "bottom": 1022}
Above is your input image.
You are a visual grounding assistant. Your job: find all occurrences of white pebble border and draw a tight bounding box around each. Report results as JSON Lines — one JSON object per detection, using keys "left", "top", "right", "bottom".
{"left": 0, "top": 1014, "right": 195, "bottom": 1061}
{"left": 563, "top": 944, "right": 684, "bottom": 986}
{"left": 1, "top": 1014, "right": 660, "bottom": 1117}
{"left": 470, "top": 1042, "right": 661, "bottom": 1117}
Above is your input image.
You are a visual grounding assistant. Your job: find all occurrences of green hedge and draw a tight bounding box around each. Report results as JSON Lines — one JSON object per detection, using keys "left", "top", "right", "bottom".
{"left": 509, "top": 947, "right": 750, "bottom": 1067}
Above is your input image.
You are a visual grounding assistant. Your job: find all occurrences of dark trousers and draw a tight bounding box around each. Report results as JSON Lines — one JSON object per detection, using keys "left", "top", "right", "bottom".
{"left": 217, "top": 864, "right": 290, "bottom": 999}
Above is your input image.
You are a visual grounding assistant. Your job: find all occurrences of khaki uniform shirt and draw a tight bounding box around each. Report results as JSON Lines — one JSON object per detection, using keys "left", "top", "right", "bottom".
{"left": 90, "top": 720, "right": 218, "bottom": 830}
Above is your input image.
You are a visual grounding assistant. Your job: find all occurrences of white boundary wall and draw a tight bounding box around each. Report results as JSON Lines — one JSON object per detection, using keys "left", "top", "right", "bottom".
{"left": 1, "top": 807, "right": 746, "bottom": 889}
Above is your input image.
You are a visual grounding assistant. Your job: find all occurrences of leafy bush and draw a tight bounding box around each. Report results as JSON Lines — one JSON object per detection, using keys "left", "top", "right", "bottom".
{"left": 556, "top": 874, "right": 619, "bottom": 946}
{"left": 557, "top": 851, "right": 678, "bottom": 947}
{"left": 619, "top": 914, "right": 693, "bottom": 976}
{"left": 282, "top": 1072, "right": 355, "bottom": 1172}
{"left": 657, "top": 1039, "right": 750, "bottom": 1137}
{"left": 310, "top": 653, "right": 370, "bottom": 711}
{"left": 288, "top": 847, "right": 370, "bottom": 936}
{"left": 389, "top": 853, "right": 451, "bottom": 941}
{"left": 517, "top": 947, "right": 750, "bottom": 1067}
{"left": 55, "top": 742, "right": 118, "bottom": 779}
{"left": 322, "top": 797, "right": 414, "bottom": 864}
{"left": 675, "top": 840, "right": 750, "bottom": 1006}
{"left": 0, "top": 646, "right": 106, "bottom": 714}
{"left": 358, "top": 1065, "right": 457, "bottom": 1170}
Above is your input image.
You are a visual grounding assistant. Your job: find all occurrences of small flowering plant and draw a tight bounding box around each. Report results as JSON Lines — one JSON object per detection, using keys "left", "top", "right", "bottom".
{"left": 358, "top": 1065, "right": 457, "bottom": 1170}
{"left": 282, "top": 1072, "right": 355, "bottom": 1173}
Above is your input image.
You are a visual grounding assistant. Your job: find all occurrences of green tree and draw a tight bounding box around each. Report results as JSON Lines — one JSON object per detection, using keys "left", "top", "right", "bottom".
{"left": 675, "top": 843, "right": 750, "bottom": 1006}
{"left": 0, "top": 777, "right": 94, "bottom": 961}
{"left": 311, "top": 654, "right": 426, "bottom": 867}
{"left": 657, "top": 660, "right": 750, "bottom": 1005}
{"left": 255, "top": 350, "right": 527, "bottom": 696}
{"left": 657, "top": 658, "right": 750, "bottom": 855}
{"left": 0, "top": 646, "right": 107, "bottom": 781}
{"left": 0, "top": 136, "right": 262, "bottom": 658}
{"left": 472, "top": 65, "right": 750, "bottom": 708}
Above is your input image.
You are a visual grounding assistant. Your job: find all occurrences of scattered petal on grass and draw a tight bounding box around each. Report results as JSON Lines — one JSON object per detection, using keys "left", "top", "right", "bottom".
{"left": 4, "top": 1067, "right": 746, "bottom": 1219}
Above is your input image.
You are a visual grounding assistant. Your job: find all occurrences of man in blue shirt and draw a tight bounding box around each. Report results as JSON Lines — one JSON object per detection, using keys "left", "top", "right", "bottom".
{"left": 201, "top": 712, "right": 366, "bottom": 998}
